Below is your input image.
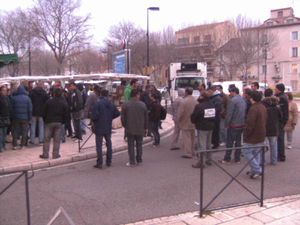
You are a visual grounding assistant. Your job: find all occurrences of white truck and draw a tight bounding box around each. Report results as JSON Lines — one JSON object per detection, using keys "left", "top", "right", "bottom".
{"left": 168, "top": 62, "right": 207, "bottom": 101}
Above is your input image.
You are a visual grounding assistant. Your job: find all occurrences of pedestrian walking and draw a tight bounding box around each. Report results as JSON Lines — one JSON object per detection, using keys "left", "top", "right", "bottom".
{"left": 40, "top": 88, "right": 68, "bottom": 159}
{"left": 91, "top": 89, "right": 120, "bottom": 169}
{"left": 121, "top": 89, "right": 148, "bottom": 167}
{"left": 284, "top": 92, "right": 298, "bottom": 149}
{"left": 243, "top": 91, "right": 267, "bottom": 179}
{"left": 148, "top": 92, "right": 161, "bottom": 147}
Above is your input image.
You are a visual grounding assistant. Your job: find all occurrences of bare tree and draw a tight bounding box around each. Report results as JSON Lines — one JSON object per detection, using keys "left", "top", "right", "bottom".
{"left": 30, "top": 0, "right": 91, "bottom": 74}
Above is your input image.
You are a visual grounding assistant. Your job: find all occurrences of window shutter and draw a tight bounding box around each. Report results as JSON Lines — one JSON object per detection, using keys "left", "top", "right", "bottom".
{"left": 289, "top": 48, "right": 292, "bottom": 57}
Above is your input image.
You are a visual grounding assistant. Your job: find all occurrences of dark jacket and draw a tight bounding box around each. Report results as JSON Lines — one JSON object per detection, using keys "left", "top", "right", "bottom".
{"left": 276, "top": 92, "right": 289, "bottom": 128}
{"left": 29, "top": 87, "right": 49, "bottom": 117}
{"left": 262, "top": 96, "right": 281, "bottom": 137}
{"left": 148, "top": 100, "right": 161, "bottom": 122}
{"left": 244, "top": 102, "right": 267, "bottom": 144}
{"left": 209, "top": 93, "right": 223, "bottom": 120}
{"left": 0, "top": 95, "right": 11, "bottom": 127}
{"left": 69, "top": 89, "right": 83, "bottom": 112}
{"left": 43, "top": 96, "right": 68, "bottom": 124}
{"left": 191, "top": 100, "right": 215, "bottom": 131}
{"left": 121, "top": 99, "right": 148, "bottom": 136}
{"left": 11, "top": 85, "right": 32, "bottom": 121}
{"left": 91, "top": 97, "right": 120, "bottom": 135}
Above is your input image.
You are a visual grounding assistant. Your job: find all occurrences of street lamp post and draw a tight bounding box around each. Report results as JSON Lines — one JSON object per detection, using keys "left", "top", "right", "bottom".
{"left": 146, "top": 7, "right": 159, "bottom": 74}
{"left": 263, "top": 42, "right": 268, "bottom": 89}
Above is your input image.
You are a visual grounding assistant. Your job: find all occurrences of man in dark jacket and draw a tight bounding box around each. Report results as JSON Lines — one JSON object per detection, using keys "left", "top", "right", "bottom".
{"left": 40, "top": 88, "right": 68, "bottom": 159}
{"left": 91, "top": 89, "right": 120, "bottom": 169}
{"left": 275, "top": 83, "right": 289, "bottom": 162}
{"left": 0, "top": 85, "right": 11, "bottom": 152}
{"left": 262, "top": 88, "right": 282, "bottom": 165}
{"left": 121, "top": 89, "right": 148, "bottom": 167}
{"left": 68, "top": 82, "right": 84, "bottom": 140}
{"left": 11, "top": 85, "right": 32, "bottom": 150}
{"left": 29, "top": 81, "right": 49, "bottom": 144}
{"left": 191, "top": 92, "right": 216, "bottom": 168}
{"left": 243, "top": 91, "right": 267, "bottom": 179}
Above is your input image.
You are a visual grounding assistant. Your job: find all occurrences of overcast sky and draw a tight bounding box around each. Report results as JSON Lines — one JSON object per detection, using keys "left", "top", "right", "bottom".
{"left": 1, "top": 0, "right": 300, "bottom": 46}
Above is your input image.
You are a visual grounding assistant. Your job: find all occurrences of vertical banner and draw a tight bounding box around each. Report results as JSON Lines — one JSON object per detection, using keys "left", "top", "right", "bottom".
{"left": 112, "top": 49, "right": 130, "bottom": 74}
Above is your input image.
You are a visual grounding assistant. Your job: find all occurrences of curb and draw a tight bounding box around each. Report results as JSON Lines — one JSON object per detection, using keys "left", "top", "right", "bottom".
{"left": 0, "top": 122, "right": 174, "bottom": 175}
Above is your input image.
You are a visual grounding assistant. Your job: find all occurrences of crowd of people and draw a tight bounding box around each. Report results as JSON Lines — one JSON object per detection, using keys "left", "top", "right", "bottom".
{"left": 0, "top": 79, "right": 165, "bottom": 169}
{"left": 170, "top": 81, "right": 298, "bottom": 179}
{"left": 0, "top": 79, "right": 298, "bottom": 176}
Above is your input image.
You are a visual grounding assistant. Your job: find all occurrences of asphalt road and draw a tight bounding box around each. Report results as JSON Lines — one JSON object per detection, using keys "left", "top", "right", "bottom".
{"left": 1, "top": 121, "right": 300, "bottom": 225}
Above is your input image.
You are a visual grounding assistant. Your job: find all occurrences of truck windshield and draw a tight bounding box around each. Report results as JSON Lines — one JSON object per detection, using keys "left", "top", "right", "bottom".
{"left": 175, "top": 77, "right": 205, "bottom": 90}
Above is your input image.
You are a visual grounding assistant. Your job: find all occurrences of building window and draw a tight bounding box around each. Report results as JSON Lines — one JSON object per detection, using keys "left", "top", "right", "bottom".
{"left": 287, "top": 18, "right": 294, "bottom": 24}
{"left": 291, "top": 64, "right": 298, "bottom": 73}
{"left": 178, "top": 37, "right": 189, "bottom": 45}
{"left": 277, "top": 11, "right": 283, "bottom": 17}
{"left": 204, "top": 34, "right": 211, "bottom": 42}
{"left": 267, "top": 21, "right": 273, "bottom": 26}
{"left": 193, "top": 36, "right": 200, "bottom": 43}
{"left": 292, "top": 31, "right": 298, "bottom": 40}
{"left": 291, "top": 80, "right": 298, "bottom": 91}
{"left": 292, "top": 47, "right": 298, "bottom": 57}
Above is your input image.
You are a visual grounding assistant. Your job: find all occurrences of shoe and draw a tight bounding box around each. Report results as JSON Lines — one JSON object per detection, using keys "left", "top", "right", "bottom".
{"left": 170, "top": 147, "right": 180, "bottom": 150}
{"left": 106, "top": 163, "right": 111, "bottom": 167}
{"left": 287, "top": 145, "right": 292, "bottom": 149}
{"left": 93, "top": 164, "right": 102, "bottom": 169}
{"left": 218, "top": 159, "right": 230, "bottom": 164}
{"left": 219, "top": 142, "right": 226, "bottom": 147}
{"left": 181, "top": 155, "right": 192, "bottom": 159}
{"left": 19, "top": 146, "right": 25, "bottom": 150}
{"left": 53, "top": 155, "right": 61, "bottom": 159}
{"left": 39, "top": 155, "right": 49, "bottom": 159}
{"left": 12, "top": 146, "right": 17, "bottom": 150}
{"left": 192, "top": 162, "right": 204, "bottom": 168}
{"left": 126, "top": 162, "right": 137, "bottom": 167}
{"left": 235, "top": 160, "right": 241, "bottom": 164}
{"left": 250, "top": 173, "right": 261, "bottom": 179}
{"left": 205, "top": 160, "right": 212, "bottom": 166}
{"left": 29, "top": 141, "right": 35, "bottom": 145}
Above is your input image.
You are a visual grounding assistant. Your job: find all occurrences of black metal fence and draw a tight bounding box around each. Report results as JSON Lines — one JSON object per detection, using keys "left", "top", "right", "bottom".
{"left": 0, "top": 170, "right": 34, "bottom": 225}
{"left": 196, "top": 144, "right": 268, "bottom": 217}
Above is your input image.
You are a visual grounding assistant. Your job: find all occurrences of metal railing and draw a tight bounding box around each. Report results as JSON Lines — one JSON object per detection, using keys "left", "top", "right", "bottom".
{"left": 0, "top": 170, "right": 34, "bottom": 225}
{"left": 196, "top": 145, "right": 268, "bottom": 217}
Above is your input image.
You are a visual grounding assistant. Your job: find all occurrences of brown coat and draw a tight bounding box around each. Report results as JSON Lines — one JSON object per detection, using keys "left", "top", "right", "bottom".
{"left": 284, "top": 101, "right": 298, "bottom": 131}
{"left": 177, "top": 95, "right": 197, "bottom": 130}
{"left": 244, "top": 102, "right": 267, "bottom": 144}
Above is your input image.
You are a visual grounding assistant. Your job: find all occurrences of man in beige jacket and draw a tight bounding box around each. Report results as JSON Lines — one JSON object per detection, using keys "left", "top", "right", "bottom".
{"left": 177, "top": 87, "right": 198, "bottom": 158}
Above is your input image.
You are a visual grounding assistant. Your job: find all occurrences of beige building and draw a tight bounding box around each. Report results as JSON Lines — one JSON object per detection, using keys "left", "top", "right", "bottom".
{"left": 175, "top": 21, "right": 236, "bottom": 79}
{"left": 252, "top": 7, "right": 300, "bottom": 91}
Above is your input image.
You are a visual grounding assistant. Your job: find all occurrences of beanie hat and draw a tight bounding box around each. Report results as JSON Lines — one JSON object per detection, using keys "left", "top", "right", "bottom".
{"left": 276, "top": 83, "right": 285, "bottom": 93}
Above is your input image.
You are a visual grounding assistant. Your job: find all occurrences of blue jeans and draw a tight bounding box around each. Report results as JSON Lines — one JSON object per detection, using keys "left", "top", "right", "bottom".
{"left": 266, "top": 136, "right": 277, "bottom": 165}
{"left": 243, "top": 142, "right": 264, "bottom": 174}
{"left": 30, "top": 116, "right": 44, "bottom": 143}
{"left": 95, "top": 133, "right": 112, "bottom": 166}
{"left": 0, "top": 127, "right": 7, "bottom": 151}
{"left": 197, "top": 130, "right": 213, "bottom": 162}
{"left": 150, "top": 121, "right": 160, "bottom": 145}
{"left": 224, "top": 128, "right": 243, "bottom": 162}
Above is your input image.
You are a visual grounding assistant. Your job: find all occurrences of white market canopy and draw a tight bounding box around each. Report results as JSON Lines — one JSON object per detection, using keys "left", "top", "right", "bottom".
{"left": 0, "top": 73, "right": 150, "bottom": 83}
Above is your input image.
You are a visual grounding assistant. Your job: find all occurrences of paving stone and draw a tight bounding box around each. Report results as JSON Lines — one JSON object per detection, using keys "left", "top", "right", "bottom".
{"left": 250, "top": 212, "right": 275, "bottom": 223}
{"left": 184, "top": 215, "right": 221, "bottom": 225}
{"left": 220, "top": 216, "right": 264, "bottom": 225}
{"left": 85, "top": 152, "right": 97, "bottom": 159}
{"left": 263, "top": 205, "right": 297, "bottom": 219}
{"left": 72, "top": 154, "right": 87, "bottom": 162}
{"left": 223, "top": 205, "right": 265, "bottom": 218}
{"left": 211, "top": 211, "right": 235, "bottom": 222}
{"left": 266, "top": 212, "right": 300, "bottom": 225}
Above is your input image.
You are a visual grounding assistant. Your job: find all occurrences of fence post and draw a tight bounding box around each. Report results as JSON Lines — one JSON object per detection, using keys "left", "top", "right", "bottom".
{"left": 260, "top": 146, "right": 265, "bottom": 207}
{"left": 199, "top": 151, "right": 204, "bottom": 217}
{"left": 25, "top": 171, "right": 31, "bottom": 225}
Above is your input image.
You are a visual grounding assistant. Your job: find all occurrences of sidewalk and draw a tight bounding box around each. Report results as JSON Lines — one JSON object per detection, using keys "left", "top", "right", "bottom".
{"left": 124, "top": 194, "right": 300, "bottom": 225}
{"left": 0, "top": 115, "right": 174, "bottom": 174}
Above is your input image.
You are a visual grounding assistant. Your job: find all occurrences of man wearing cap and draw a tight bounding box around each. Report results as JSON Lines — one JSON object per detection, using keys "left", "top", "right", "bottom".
{"left": 275, "top": 83, "right": 289, "bottom": 162}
